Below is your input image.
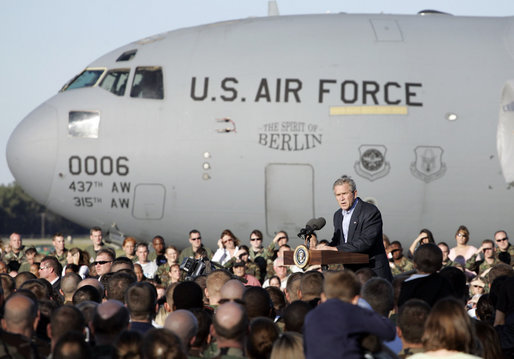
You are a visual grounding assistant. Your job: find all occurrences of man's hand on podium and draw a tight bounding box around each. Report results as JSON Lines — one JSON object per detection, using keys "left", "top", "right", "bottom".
{"left": 315, "top": 243, "right": 338, "bottom": 251}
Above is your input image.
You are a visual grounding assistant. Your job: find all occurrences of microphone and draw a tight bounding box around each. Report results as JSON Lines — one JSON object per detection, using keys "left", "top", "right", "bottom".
{"left": 310, "top": 217, "right": 326, "bottom": 231}
{"left": 298, "top": 217, "right": 326, "bottom": 237}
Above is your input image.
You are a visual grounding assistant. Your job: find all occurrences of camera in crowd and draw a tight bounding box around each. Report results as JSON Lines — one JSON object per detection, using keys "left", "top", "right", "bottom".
{"left": 180, "top": 256, "right": 212, "bottom": 280}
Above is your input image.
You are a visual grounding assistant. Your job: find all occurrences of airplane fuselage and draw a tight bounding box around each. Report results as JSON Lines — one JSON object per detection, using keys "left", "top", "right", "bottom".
{"left": 7, "top": 13, "right": 514, "bottom": 248}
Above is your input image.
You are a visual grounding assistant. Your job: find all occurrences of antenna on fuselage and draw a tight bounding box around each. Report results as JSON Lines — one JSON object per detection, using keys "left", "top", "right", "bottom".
{"left": 268, "top": 0, "right": 279, "bottom": 16}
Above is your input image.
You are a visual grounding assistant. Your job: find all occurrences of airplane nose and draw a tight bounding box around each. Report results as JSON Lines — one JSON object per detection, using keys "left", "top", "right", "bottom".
{"left": 6, "top": 103, "right": 58, "bottom": 205}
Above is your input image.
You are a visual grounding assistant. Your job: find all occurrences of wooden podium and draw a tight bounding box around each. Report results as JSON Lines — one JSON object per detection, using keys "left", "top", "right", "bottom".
{"left": 283, "top": 248, "right": 368, "bottom": 268}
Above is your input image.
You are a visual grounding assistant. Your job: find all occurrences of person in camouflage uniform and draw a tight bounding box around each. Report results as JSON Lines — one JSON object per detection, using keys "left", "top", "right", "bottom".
{"left": 264, "top": 231, "right": 289, "bottom": 262}
{"left": 178, "top": 230, "right": 214, "bottom": 265}
{"left": 84, "top": 227, "right": 115, "bottom": 263}
{"left": 18, "top": 247, "right": 38, "bottom": 273}
{"left": 438, "top": 242, "right": 455, "bottom": 268}
{"left": 156, "top": 246, "right": 180, "bottom": 286}
{"left": 208, "top": 302, "right": 248, "bottom": 359}
{"left": 49, "top": 233, "right": 68, "bottom": 268}
{"left": 3, "top": 233, "right": 25, "bottom": 264}
{"left": 466, "top": 239, "right": 499, "bottom": 276}
{"left": 248, "top": 230, "right": 272, "bottom": 283}
{"left": 248, "top": 230, "right": 266, "bottom": 260}
{"left": 388, "top": 241, "right": 414, "bottom": 276}
{"left": 0, "top": 294, "right": 49, "bottom": 358}
{"left": 265, "top": 244, "right": 293, "bottom": 280}
{"left": 494, "top": 230, "right": 514, "bottom": 265}
{"left": 224, "top": 245, "right": 260, "bottom": 280}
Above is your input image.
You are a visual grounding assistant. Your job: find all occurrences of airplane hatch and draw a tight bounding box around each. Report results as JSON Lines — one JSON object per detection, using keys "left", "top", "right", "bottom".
{"left": 498, "top": 81, "right": 514, "bottom": 183}
{"left": 132, "top": 184, "right": 166, "bottom": 220}
{"left": 370, "top": 19, "right": 403, "bottom": 42}
{"left": 265, "top": 164, "right": 314, "bottom": 238}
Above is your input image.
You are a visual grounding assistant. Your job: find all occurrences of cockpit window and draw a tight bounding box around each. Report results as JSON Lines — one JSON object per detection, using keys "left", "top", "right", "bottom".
{"left": 116, "top": 49, "right": 137, "bottom": 62}
{"left": 68, "top": 111, "right": 100, "bottom": 138}
{"left": 130, "top": 67, "right": 164, "bottom": 99}
{"left": 63, "top": 68, "right": 105, "bottom": 91}
{"left": 99, "top": 69, "right": 130, "bottom": 96}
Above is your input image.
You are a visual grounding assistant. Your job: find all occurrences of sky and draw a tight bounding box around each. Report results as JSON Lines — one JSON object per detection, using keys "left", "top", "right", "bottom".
{"left": 1, "top": 0, "right": 513, "bottom": 185}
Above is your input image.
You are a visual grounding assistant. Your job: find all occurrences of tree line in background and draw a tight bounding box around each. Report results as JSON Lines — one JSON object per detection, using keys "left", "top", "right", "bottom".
{"left": 0, "top": 183, "right": 87, "bottom": 237}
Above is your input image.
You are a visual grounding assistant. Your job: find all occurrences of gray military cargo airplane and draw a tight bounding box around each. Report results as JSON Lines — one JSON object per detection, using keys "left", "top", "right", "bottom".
{"left": 6, "top": 11, "right": 514, "bottom": 248}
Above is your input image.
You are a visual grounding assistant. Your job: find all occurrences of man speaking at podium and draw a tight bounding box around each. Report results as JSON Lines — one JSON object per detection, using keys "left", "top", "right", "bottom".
{"left": 325, "top": 175, "right": 392, "bottom": 281}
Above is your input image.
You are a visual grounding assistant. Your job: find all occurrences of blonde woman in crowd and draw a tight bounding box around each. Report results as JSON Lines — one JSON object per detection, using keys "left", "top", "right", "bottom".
{"left": 270, "top": 332, "right": 305, "bottom": 359}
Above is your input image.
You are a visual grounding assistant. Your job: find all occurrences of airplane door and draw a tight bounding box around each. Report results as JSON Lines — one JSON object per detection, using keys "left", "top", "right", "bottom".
{"left": 132, "top": 184, "right": 166, "bottom": 220}
{"left": 265, "top": 164, "right": 314, "bottom": 238}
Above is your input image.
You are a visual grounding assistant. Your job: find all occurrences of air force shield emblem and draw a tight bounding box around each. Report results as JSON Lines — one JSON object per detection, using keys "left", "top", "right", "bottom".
{"left": 354, "top": 145, "right": 390, "bottom": 181}
{"left": 410, "top": 146, "right": 447, "bottom": 183}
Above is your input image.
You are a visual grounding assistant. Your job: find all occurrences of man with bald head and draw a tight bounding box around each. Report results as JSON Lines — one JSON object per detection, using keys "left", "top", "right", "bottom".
{"left": 59, "top": 272, "right": 81, "bottom": 304}
{"left": 2, "top": 295, "right": 38, "bottom": 337}
{"left": 4, "top": 233, "right": 25, "bottom": 263}
{"left": 495, "top": 230, "right": 514, "bottom": 264}
{"left": 91, "top": 300, "right": 130, "bottom": 357}
{"left": 220, "top": 279, "right": 245, "bottom": 302}
{"left": 164, "top": 309, "right": 198, "bottom": 354}
{"left": 52, "top": 331, "right": 91, "bottom": 359}
{"left": 211, "top": 302, "right": 248, "bottom": 358}
{"left": 78, "top": 277, "right": 105, "bottom": 298}
{"left": 0, "top": 294, "right": 42, "bottom": 357}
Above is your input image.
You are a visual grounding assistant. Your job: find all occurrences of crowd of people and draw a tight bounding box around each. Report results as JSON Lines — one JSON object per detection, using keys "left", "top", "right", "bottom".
{"left": 0, "top": 224, "right": 512, "bottom": 359}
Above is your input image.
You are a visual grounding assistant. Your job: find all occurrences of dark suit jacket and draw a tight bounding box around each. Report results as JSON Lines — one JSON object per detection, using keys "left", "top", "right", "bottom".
{"left": 50, "top": 277, "right": 64, "bottom": 302}
{"left": 397, "top": 273, "right": 454, "bottom": 307}
{"left": 304, "top": 298, "right": 395, "bottom": 359}
{"left": 330, "top": 198, "right": 392, "bottom": 281}
{"left": 51, "top": 277, "right": 61, "bottom": 292}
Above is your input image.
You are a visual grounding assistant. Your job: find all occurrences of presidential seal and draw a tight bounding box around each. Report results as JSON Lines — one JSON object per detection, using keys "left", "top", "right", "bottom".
{"left": 294, "top": 245, "right": 310, "bottom": 269}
